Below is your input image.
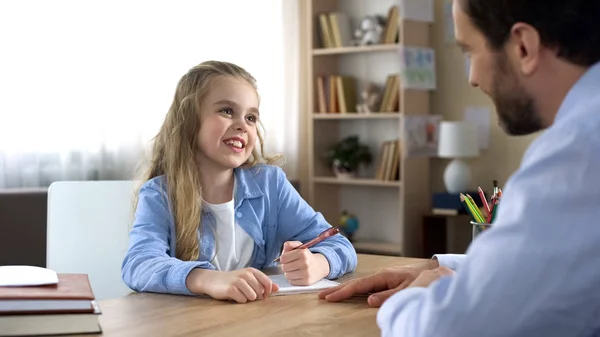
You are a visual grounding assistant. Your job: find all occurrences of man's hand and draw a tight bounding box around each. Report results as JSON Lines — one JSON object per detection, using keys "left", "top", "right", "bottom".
{"left": 407, "top": 266, "right": 454, "bottom": 288}
{"left": 279, "top": 241, "right": 330, "bottom": 286}
{"left": 318, "top": 260, "right": 439, "bottom": 307}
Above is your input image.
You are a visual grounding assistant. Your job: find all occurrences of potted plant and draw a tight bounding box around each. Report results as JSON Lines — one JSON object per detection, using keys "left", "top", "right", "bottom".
{"left": 323, "top": 135, "right": 372, "bottom": 179}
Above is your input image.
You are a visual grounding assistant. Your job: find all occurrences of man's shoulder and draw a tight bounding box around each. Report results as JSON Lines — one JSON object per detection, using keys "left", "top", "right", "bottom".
{"left": 527, "top": 99, "right": 600, "bottom": 160}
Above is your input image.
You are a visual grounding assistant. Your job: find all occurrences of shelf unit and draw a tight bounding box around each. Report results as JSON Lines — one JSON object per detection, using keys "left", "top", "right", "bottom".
{"left": 312, "top": 43, "right": 401, "bottom": 56}
{"left": 303, "top": 0, "right": 432, "bottom": 257}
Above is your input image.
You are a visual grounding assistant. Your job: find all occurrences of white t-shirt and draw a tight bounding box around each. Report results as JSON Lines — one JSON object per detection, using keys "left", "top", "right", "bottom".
{"left": 204, "top": 190, "right": 254, "bottom": 271}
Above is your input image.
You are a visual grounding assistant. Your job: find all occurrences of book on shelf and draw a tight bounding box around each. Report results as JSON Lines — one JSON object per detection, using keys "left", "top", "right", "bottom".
{"left": 315, "top": 74, "right": 357, "bottom": 113}
{"left": 375, "top": 139, "right": 401, "bottom": 181}
{"left": 380, "top": 5, "right": 399, "bottom": 44}
{"left": 379, "top": 74, "right": 400, "bottom": 112}
{"left": 317, "top": 12, "right": 352, "bottom": 48}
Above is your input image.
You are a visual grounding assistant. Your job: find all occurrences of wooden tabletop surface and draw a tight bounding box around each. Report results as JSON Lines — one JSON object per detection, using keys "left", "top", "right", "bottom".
{"left": 84, "top": 254, "right": 427, "bottom": 337}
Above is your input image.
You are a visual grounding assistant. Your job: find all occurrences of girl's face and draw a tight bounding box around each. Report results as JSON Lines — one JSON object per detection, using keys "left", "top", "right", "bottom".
{"left": 196, "top": 76, "right": 259, "bottom": 171}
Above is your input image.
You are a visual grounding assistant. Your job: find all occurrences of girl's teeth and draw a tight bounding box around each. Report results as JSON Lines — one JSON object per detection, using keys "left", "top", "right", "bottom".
{"left": 225, "top": 140, "right": 242, "bottom": 148}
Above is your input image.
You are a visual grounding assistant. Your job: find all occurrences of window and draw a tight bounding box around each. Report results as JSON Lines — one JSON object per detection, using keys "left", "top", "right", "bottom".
{"left": 0, "top": 0, "right": 299, "bottom": 188}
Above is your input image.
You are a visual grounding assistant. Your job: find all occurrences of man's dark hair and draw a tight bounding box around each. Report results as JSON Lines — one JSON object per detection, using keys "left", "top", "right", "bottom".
{"left": 460, "top": 0, "right": 600, "bottom": 66}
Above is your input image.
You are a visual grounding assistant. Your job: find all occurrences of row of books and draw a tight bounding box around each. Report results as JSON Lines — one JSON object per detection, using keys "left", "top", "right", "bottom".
{"left": 316, "top": 5, "right": 400, "bottom": 49}
{"left": 375, "top": 139, "right": 401, "bottom": 181}
{"left": 317, "top": 12, "right": 352, "bottom": 48}
{"left": 0, "top": 267, "right": 101, "bottom": 336}
{"left": 315, "top": 74, "right": 401, "bottom": 114}
{"left": 315, "top": 74, "right": 357, "bottom": 113}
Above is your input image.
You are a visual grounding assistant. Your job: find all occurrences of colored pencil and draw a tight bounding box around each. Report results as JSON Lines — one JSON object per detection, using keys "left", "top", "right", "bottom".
{"left": 459, "top": 193, "right": 479, "bottom": 221}
{"left": 478, "top": 186, "right": 491, "bottom": 218}
{"left": 493, "top": 180, "right": 499, "bottom": 198}
{"left": 461, "top": 193, "right": 485, "bottom": 223}
{"left": 466, "top": 193, "right": 485, "bottom": 222}
{"left": 491, "top": 199, "right": 499, "bottom": 222}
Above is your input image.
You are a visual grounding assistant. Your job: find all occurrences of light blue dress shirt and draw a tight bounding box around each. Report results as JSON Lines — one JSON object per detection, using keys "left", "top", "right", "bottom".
{"left": 377, "top": 62, "right": 600, "bottom": 337}
{"left": 121, "top": 164, "right": 357, "bottom": 295}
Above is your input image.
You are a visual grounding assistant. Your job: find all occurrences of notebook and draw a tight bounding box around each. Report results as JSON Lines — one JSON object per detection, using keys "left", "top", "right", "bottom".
{"left": 269, "top": 274, "right": 339, "bottom": 296}
{"left": 0, "top": 273, "right": 95, "bottom": 313}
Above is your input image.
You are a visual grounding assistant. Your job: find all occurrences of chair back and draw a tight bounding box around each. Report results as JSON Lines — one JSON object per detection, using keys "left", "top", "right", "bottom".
{"left": 47, "top": 180, "right": 137, "bottom": 300}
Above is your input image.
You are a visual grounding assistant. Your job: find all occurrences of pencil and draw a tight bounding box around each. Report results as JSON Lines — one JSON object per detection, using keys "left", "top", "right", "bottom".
{"left": 460, "top": 193, "right": 485, "bottom": 223}
{"left": 459, "top": 193, "right": 477, "bottom": 221}
{"left": 491, "top": 199, "right": 499, "bottom": 222}
{"left": 466, "top": 194, "right": 485, "bottom": 222}
{"left": 493, "top": 180, "right": 499, "bottom": 198}
{"left": 478, "top": 186, "right": 491, "bottom": 217}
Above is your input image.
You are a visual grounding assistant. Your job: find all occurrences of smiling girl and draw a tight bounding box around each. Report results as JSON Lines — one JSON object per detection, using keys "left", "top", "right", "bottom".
{"left": 121, "top": 60, "right": 357, "bottom": 303}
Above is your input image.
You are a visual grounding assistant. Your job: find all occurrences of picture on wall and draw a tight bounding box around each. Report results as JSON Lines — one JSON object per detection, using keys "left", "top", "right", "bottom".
{"left": 399, "top": 46, "right": 436, "bottom": 90}
{"left": 403, "top": 115, "right": 442, "bottom": 157}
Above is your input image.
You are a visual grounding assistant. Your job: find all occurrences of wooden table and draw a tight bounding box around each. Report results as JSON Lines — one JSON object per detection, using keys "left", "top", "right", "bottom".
{"left": 86, "top": 254, "right": 427, "bottom": 337}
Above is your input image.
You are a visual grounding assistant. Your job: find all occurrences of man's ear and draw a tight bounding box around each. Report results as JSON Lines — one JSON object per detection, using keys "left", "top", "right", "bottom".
{"left": 508, "top": 22, "right": 541, "bottom": 76}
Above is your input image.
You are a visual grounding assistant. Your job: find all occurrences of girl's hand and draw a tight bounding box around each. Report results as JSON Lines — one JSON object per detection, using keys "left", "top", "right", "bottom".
{"left": 196, "top": 268, "right": 279, "bottom": 303}
{"left": 279, "top": 241, "right": 330, "bottom": 286}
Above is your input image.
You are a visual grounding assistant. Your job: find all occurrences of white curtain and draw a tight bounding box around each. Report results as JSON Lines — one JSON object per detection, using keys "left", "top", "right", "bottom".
{"left": 0, "top": 0, "right": 300, "bottom": 188}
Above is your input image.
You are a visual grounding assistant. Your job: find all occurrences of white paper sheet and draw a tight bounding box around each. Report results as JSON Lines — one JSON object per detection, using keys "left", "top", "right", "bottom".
{"left": 464, "top": 106, "right": 492, "bottom": 149}
{"left": 0, "top": 265, "right": 58, "bottom": 286}
{"left": 400, "top": 0, "right": 434, "bottom": 22}
{"left": 269, "top": 274, "right": 339, "bottom": 296}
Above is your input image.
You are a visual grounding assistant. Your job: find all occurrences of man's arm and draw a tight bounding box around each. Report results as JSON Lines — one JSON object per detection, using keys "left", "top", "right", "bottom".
{"left": 377, "top": 134, "right": 600, "bottom": 337}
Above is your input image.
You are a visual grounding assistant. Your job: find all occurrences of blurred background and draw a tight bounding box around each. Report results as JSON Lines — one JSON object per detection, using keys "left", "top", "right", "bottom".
{"left": 0, "top": 0, "right": 540, "bottom": 267}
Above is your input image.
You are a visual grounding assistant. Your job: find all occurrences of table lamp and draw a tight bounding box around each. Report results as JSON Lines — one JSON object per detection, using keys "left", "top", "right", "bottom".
{"left": 438, "top": 121, "right": 479, "bottom": 193}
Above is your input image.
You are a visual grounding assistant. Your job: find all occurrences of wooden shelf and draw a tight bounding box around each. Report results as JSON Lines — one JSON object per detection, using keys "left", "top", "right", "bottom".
{"left": 312, "top": 44, "right": 400, "bottom": 56}
{"left": 305, "top": 0, "right": 433, "bottom": 258}
{"left": 313, "top": 113, "right": 401, "bottom": 120}
{"left": 313, "top": 177, "right": 401, "bottom": 187}
{"left": 352, "top": 240, "right": 402, "bottom": 256}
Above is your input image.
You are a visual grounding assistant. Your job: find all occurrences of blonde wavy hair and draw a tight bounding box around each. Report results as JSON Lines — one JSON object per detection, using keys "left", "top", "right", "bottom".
{"left": 136, "top": 60, "right": 281, "bottom": 261}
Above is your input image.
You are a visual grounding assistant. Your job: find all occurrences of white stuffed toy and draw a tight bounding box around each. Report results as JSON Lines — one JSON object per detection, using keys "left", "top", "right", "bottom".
{"left": 353, "top": 15, "right": 386, "bottom": 46}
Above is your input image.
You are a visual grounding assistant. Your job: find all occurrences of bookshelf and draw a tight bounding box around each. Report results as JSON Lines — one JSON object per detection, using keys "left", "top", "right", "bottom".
{"left": 303, "top": 0, "right": 433, "bottom": 257}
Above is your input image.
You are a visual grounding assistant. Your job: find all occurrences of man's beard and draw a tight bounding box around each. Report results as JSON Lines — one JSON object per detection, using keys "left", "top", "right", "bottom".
{"left": 491, "top": 53, "right": 544, "bottom": 136}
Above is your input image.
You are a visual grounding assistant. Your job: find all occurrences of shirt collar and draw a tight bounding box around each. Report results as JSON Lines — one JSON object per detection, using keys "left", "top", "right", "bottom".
{"left": 554, "top": 60, "right": 600, "bottom": 123}
{"left": 233, "top": 166, "right": 264, "bottom": 209}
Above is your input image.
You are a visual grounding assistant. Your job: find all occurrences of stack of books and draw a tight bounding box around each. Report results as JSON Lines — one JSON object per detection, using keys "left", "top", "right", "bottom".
{"left": 0, "top": 266, "right": 101, "bottom": 336}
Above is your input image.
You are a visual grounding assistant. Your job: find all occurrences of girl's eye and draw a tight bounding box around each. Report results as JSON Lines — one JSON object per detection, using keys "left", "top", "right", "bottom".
{"left": 219, "top": 107, "right": 233, "bottom": 115}
{"left": 246, "top": 115, "right": 258, "bottom": 123}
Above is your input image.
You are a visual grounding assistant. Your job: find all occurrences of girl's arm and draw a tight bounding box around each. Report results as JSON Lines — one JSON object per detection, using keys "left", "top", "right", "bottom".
{"left": 121, "top": 180, "right": 215, "bottom": 295}
{"left": 275, "top": 168, "right": 358, "bottom": 279}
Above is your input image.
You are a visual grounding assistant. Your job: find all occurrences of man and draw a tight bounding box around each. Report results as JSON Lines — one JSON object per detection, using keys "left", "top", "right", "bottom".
{"left": 318, "top": 0, "right": 600, "bottom": 336}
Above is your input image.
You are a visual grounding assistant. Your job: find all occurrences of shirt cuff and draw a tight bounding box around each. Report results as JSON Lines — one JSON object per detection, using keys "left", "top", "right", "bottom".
{"left": 170, "top": 261, "right": 215, "bottom": 295}
{"left": 432, "top": 254, "right": 465, "bottom": 271}
{"left": 309, "top": 246, "right": 341, "bottom": 279}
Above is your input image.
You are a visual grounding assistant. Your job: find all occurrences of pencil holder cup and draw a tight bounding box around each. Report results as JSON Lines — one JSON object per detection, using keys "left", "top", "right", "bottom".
{"left": 471, "top": 221, "right": 492, "bottom": 240}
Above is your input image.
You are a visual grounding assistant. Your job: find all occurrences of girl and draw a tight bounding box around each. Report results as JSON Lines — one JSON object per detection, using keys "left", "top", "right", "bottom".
{"left": 121, "top": 60, "right": 357, "bottom": 304}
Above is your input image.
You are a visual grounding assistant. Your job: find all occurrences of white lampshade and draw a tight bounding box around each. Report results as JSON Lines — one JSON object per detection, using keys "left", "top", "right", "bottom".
{"left": 438, "top": 121, "right": 479, "bottom": 158}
